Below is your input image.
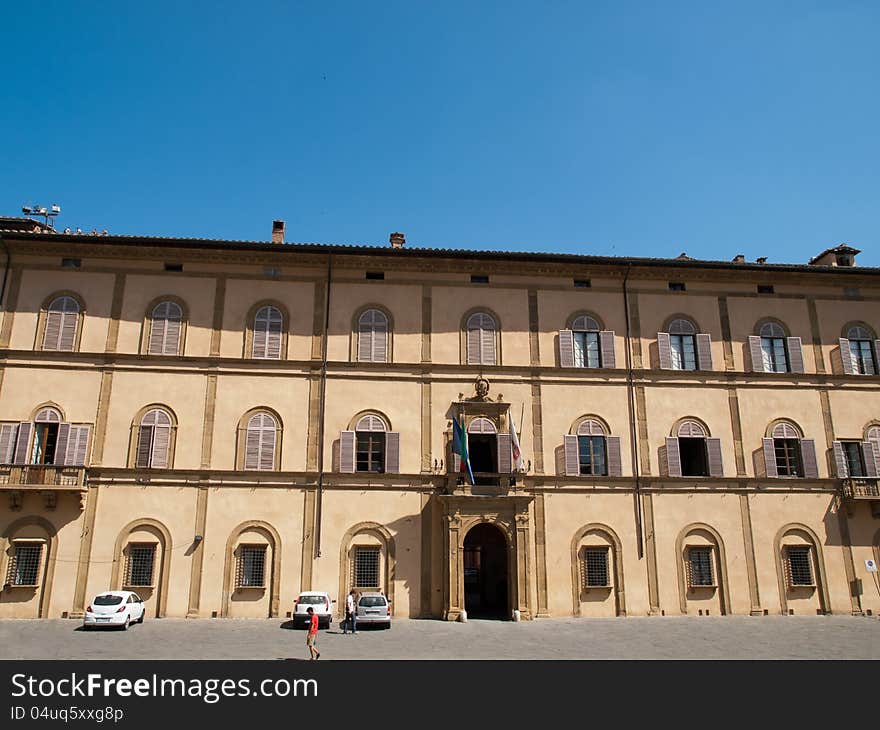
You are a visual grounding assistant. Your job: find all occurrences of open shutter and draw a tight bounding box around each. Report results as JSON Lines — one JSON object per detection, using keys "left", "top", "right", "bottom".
{"left": 657, "top": 333, "right": 672, "bottom": 369}
{"left": 799, "top": 439, "right": 818, "bottom": 479}
{"left": 665, "top": 437, "right": 682, "bottom": 477}
{"left": 762, "top": 438, "right": 778, "bottom": 478}
{"left": 43, "top": 309, "right": 63, "bottom": 349}
{"left": 563, "top": 434, "right": 579, "bottom": 476}
{"left": 832, "top": 441, "right": 848, "bottom": 478}
{"left": 260, "top": 424, "right": 276, "bottom": 470}
{"left": 339, "top": 431, "right": 356, "bottom": 473}
{"left": 135, "top": 426, "right": 153, "bottom": 468}
{"left": 0, "top": 424, "right": 17, "bottom": 464}
{"left": 13, "top": 423, "right": 32, "bottom": 465}
{"left": 54, "top": 424, "right": 70, "bottom": 466}
{"left": 65, "top": 426, "right": 91, "bottom": 466}
{"left": 496, "top": 433, "right": 512, "bottom": 474}
{"left": 748, "top": 336, "right": 765, "bottom": 372}
{"left": 599, "top": 331, "right": 616, "bottom": 369}
{"left": 385, "top": 432, "right": 400, "bottom": 474}
{"left": 150, "top": 426, "right": 170, "bottom": 468}
{"left": 838, "top": 338, "right": 855, "bottom": 374}
{"left": 559, "top": 330, "right": 575, "bottom": 367}
{"left": 606, "top": 435, "right": 622, "bottom": 477}
{"left": 786, "top": 337, "right": 804, "bottom": 373}
{"left": 862, "top": 442, "right": 879, "bottom": 478}
{"left": 696, "top": 334, "right": 713, "bottom": 371}
{"left": 706, "top": 438, "right": 724, "bottom": 477}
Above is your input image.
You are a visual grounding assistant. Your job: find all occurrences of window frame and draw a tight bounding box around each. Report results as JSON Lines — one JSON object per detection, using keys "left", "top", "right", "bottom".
{"left": 352, "top": 545, "right": 382, "bottom": 590}
{"left": 686, "top": 546, "right": 717, "bottom": 588}
{"left": 236, "top": 544, "right": 268, "bottom": 589}
{"left": 785, "top": 545, "right": 815, "bottom": 588}
{"left": 36, "top": 292, "right": 84, "bottom": 353}
{"left": 463, "top": 310, "right": 500, "bottom": 366}
{"left": 582, "top": 546, "right": 611, "bottom": 589}
{"left": 248, "top": 303, "right": 286, "bottom": 360}
{"left": 124, "top": 542, "right": 157, "bottom": 588}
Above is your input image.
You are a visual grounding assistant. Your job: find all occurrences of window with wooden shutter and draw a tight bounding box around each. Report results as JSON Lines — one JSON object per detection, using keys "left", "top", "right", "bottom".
{"left": 64, "top": 425, "right": 91, "bottom": 466}
{"left": 769, "top": 422, "right": 802, "bottom": 477}
{"left": 695, "top": 333, "right": 713, "bottom": 371}
{"left": 339, "top": 430, "right": 356, "bottom": 473}
{"left": 496, "top": 432, "right": 512, "bottom": 474}
{"left": 558, "top": 330, "right": 575, "bottom": 367}
{"left": 148, "top": 301, "right": 183, "bottom": 356}
{"left": 135, "top": 409, "right": 173, "bottom": 468}
{"left": 844, "top": 326, "right": 878, "bottom": 374}
{"left": 358, "top": 309, "right": 388, "bottom": 363}
{"left": 665, "top": 436, "right": 682, "bottom": 477}
{"left": 13, "top": 422, "right": 33, "bottom": 465}
{"left": 236, "top": 545, "right": 267, "bottom": 588}
{"left": 562, "top": 434, "right": 579, "bottom": 476}
{"left": 466, "top": 312, "right": 497, "bottom": 365}
{"left": 252, "top": 305, "right": 283, "bottom": 359}
{"left": 384, "top": 431, "right": 400, "bottom": 474}
{"left": 569, "top": 315, "right": 601, "bottom": 368}
{"left": 124, "top": 543, "right": 156, "bottom": 587}
{"left": 665, "top": 319, "right": 697, "bottom": 371}
{"left": 706, "top": 438, "right": 723, "bottom": 477}
{"left": 599, "top": 331, "right": 616, "bottom": 368}
{"left": 0, "top": 423, "right": 18, "bottom": 464}
{"left": 786, "top": 337, "right": 805, "bottom": 373}
{"left": 799, "top": 439, "right": 819, "bottom": 478}
{"left": 42, "top": 296, "right": 80, "bottom": 351}
{"left": 244, "top": 412, "right": 278, "bottom": 470}
{"left": 758, "top": 322, "right": 789, "bottom": 372}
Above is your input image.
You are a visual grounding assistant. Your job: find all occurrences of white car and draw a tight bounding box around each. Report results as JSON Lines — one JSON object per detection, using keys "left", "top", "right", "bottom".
{"left": 293, "top": 591, "right": 334, "bottom": 629}
{"left": 356, "top": 592, "right": 391, "bottom": 629}
{"left": 83, "top": 591, "right": 146, "bottom": 630}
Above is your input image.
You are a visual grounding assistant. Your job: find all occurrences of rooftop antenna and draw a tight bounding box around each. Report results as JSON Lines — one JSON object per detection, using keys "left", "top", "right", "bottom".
{"left": 21, "top": 203, "right": 61, "bottom": 229}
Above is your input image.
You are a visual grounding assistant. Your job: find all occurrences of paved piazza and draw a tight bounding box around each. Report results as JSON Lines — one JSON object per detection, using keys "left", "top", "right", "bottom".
{"left": 1, "top": 616, "right": 878, "bottom": 660}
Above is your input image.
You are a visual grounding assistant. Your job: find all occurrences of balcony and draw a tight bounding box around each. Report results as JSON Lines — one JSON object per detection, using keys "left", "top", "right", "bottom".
{"left": 444, "top": 472, "right": 521, "bottom": 496}
{"left": 840, "top": 478, "right": 880, "bottom": 518}
{"left": 0, "top": 465, "right": 88, "bottom": 511}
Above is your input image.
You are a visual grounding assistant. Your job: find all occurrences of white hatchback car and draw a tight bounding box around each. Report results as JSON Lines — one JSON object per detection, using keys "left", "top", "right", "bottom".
{"left": 83, "top": 591, "right": 146, "bottom": 630}
{"left": 292, "top": 591, "right": 335, "bottom": 629}
{"left": 356, "top": 592, "right": 391, "bottom": 629}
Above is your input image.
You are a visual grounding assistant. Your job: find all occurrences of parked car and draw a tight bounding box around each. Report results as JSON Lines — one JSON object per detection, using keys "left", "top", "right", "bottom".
{"left": 293, "top": 591, "right": 335, "bottom": 629}
{"left": 83, "top": 591, "right": 145, "bottom": 630}
{"left": 356, "top": 592, "right": 391, "bottom": 629}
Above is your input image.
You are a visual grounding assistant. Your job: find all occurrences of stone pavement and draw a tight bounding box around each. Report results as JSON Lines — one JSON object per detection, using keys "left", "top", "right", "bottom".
{"left": 1, "top": 615, "right": 878, "bottom": 660}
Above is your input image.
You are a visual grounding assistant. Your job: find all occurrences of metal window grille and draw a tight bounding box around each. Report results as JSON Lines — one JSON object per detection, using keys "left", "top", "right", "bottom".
{"left": 356, "top": 432, "right": 385, "bottom": 473}
{"left": 583, "top": 547, "right": 610, "bottom": 588}
{"left": 6, "top": 543, "right": 43, "bottom": 586}
{"left": 774, "top": 439, "right": 803, "bottom": 477}
{"left": 786, "top": 547, "right": 814, "bottom": 587}
{"left": 236, "top": 545, "right": 267, "bottom": 588}
{"left": 125, "top": 543, "right": 156, "bottom": 587}
{"left": 687, "top": 547, "right": 715, "bottom": 587}
{"left": 352, "top": 546, "right": 380, "bottom": 589}
{"left": 578, "top": 436, "right": 607, "bottom": 476}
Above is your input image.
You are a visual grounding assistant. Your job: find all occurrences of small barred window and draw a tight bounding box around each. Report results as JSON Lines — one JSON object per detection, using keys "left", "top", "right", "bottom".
{"left": 582, "top": 547, "right": 610, "bottom": 588}
{"left": 6, "top": 543, "right": 43, "bottom": 586}
{"left": 125, "top": 544, "right": 156, "bottom": 587}
{"left": 687, "top": 547, "right": 715, "bottom": 587}
{"left": 236, "top": 545, "right": 267, "bottom": 588}
{"left": 785, "top": 547, "right": 814, "bottom": 587}
{"left": 353, "top": 546, "right": 380, "bottom": 589}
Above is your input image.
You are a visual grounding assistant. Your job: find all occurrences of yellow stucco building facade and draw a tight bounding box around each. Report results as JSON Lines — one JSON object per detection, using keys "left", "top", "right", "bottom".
{"left": 0, "top": 220, "right": 878, "bottom": 622}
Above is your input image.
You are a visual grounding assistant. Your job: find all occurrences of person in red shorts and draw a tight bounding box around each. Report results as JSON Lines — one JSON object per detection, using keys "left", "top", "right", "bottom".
{"left": 306, "top": 606, "right": 320, "bottom": 660}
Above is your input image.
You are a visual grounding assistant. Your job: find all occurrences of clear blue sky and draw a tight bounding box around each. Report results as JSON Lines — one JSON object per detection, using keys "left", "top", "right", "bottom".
{"left": 2, "top": 2, "right": 878, "bottom": 265}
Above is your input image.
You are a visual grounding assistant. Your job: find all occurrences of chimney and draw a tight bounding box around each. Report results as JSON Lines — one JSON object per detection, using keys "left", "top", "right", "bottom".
{"left": 389, "top": 232, "right": 405, "bottom": 249}
{"left": 732, "top": 254, "right": 745, "bottom": 263}
{"left": 272, "top": 220, "right": 285, "bottom": 244}
{"left": 756, "top": 257, "right": 767, "bottom": 264}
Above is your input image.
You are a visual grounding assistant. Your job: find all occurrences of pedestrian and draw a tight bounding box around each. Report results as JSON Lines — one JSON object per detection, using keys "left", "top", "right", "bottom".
{"left": 306, "top": 606, "right": 320, "bottom": 660}
{"left": 343, "top": 589, "right": 358, "bottom": 635}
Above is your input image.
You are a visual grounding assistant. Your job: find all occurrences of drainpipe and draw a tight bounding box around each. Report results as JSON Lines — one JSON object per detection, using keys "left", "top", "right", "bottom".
{"left": 314, "top": 251, "right": 332, "bottom": 558}
{"left": 0, "top": 234, "right": 10, "bottom": 307}
{"left": 623, "top": 264, "right": 644, "bottom": 558}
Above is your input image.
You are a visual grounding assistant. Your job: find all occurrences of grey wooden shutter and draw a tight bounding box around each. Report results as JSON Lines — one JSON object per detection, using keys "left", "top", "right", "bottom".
{"left": 599, "top": 331, "right": 616, "bottom": 368}
{"left": 252, "top": 317, "right": 267, "bottom": 358}
{"left": 54, "top": 424, "right": 70, "bottom": 466}
{"left": 786, "top": 337, "right": 804, "bottom": 373}
{"left": 385, "top": 432, "right": 400, "bottom": 474}
{"left": 339, "top": 431, "right": 356, "bottom": 473}
{"left": 0, "top": 424, "right": 17, "bottom": 464}
{"left": 496, "top": 433, "right": 512, "bottom": 474}
{"left": 563, "top": 434, "right": 579, "bottom": 476}
{"left": 373, "top": 312, "right": 388, "bottom": 363}
{"left": 706, "top": 438, "right": 723, "bottom": 477}
{"left": 244, "top": 423, "right": 261, "bottom": 469}
{"left": 65, "top": 426, "right": 91, "bottom": 466}
{"left": 43, "top": 307, "right": 62, "bottom": 350}
{"left": 762, "top": 438, "right": 778, "bottom": 478}
{"left": 466, "top": 323, "right": 481, "bottom": 364}
{"left": 135, "top": 426, "right": 153, "bottom": 468}
{"left": 58, "top": 298, "right": 78, "bottom": 351}
{"left": 265, "top": 308, "right": 282, "bottom": 359}
{"left": 696, "top": 334, "right": 713, "bottom": 371}
{"left": 151, "top": 426, "right": 171, "bottom": 468}
{"left": 451, "top": 439, "right": 461, "bottom": 473}
{"left": 358, "top": 315, "right": 373, "bottom": 361}
{"left": 799, "top": 439, "right": 818, "bottom": 478}
{"left": 150, "top": 302, "right": 182, "bottom": 355}
{"left": 862, "top": 442, "right": 879, "bottom": 478}
{"left": 665, "top": 437, "right": 682, "bottom": 477}
{"left": 481, "top": 321, "right": 496, "bottom": 365}
{"left": 558, "top": 330, "right": 575, "bottom": 367}
{"left": 657, "top": 333, "right": 672, "bottom": 369}
{"left": 148, "top": 310, "right": 166, "bottom": 354}
{"left": 832, "top": 441, "right": 848, "bottom": 477}
{"left": 13, "top": 422, "right": 32, "bottom": 465}
{"left": 606, "top": 435, "right": 622, "bottom": 477}
{"left": 748, "top": 336, "right": 765, "bottom": 372}
{"left": 838, "top": 338, "right": 855, "bottom": 374}
{"left": 259, "top": 422, "right": 276, "bottom": 471}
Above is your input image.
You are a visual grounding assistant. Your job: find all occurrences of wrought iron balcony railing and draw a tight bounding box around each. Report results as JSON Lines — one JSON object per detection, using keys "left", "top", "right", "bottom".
{"left": 0, "top": 465, "right": 86, "bottom": 488}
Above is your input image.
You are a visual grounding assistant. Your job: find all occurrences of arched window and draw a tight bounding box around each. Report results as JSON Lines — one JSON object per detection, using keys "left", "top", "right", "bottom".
{"left": 759, "top": 322, "right": 788, "bottom": 372}
{"left": 466, "top": 312, "right": 497, "bottom": 366}
{"left": 665, "top": 420, "right": 722, "bottom": 478}
{"left": 30, "top": 407, "right": 63, "bottom": 466}
{"left": 135, "top": 409, "right": 173, "bottom": 468}
{"left": 575, "top": 418, "right": 608, "bottom": 476}
{"left": 571, "top": 315, "right": 601, "bottom": 368}
{"left": 243, "top": 412, "right": 279, "bottom": 470}
{"left": 667, "top": 319, "right": 697, "bottom": 371}
{"left": 252, "top": 306, "right": 283, "bottom": 359}
{"left": 762, "top": 421, "right": 818, "bottom": 478}
{"left": 148, "top": 302, "right": 183, "bottom": 356}
{"left": 339, "top": 414, "right": 400, "bottom": 474}
{"left": 42, "top": 296, "right": 80, "bottom": 351}
{"left": 844, "top": 325, "right": 877, "bottom": 375}
{"left": 357, "top": 309, "right": 389, "bottom": 363}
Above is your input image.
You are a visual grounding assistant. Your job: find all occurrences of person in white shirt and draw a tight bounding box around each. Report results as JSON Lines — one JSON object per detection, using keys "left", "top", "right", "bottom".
{"left": 344, "top": 590, "right": 358, "bottom": 634}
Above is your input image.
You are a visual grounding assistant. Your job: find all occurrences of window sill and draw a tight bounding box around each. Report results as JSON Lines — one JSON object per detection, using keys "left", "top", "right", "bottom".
{"left": 123, "top": 584, "right": 155, "bottom": 590}
{"left": 787, "top": 584, "right": 816, "bottom": 589}
{"left": 583, "top": 584, "right": 612, "bottom": 590}
{"left": 4, "top": 584, "right": 39, "bottom": 589}
{"left": 235, "top": 585, "right": 267, "bottom": 590}
{"left": 688, "top": 584, "right": 718, "bottom": 590}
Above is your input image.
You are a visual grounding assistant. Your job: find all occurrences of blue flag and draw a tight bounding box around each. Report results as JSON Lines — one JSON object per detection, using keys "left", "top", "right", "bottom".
{"left": 452, "top": 417, "right": 475, "bottom": 485}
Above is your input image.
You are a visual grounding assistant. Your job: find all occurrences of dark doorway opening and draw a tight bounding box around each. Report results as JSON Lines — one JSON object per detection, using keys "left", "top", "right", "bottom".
{"left": 463, "top": 523, "right": 508, "bottom": 619}
{"left": 679, "top": 437, "right": 708, "bottom": 477}
{"left": 468, "top": 435, "right": 496, "bottom": 485}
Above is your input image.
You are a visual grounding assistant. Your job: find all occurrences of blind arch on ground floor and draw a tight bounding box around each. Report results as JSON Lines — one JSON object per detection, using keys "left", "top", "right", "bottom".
{"left": 569, "top": 523, "right": 626, "bottom": 617}
{"left": 337, "top": 522, "right": 396, "bottom": 619}
{"left": 110, "top": 518, "right": 172, "bottom": 619}
{"left": 674, "top": 523, "right": 731, "bottom": 616}
{"left": 0, "top": 516, "right": 58, "bottom": 619}
{"left": 221, "top": 521, "right": 282, "bottom": 619}
{"left": 772, "top": 524, "right": 830, "bottom": 615}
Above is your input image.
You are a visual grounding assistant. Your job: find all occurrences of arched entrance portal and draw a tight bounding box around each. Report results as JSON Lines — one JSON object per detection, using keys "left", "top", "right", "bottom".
{"left": 463, "top": 523, "right": 508, "bottom": 619}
